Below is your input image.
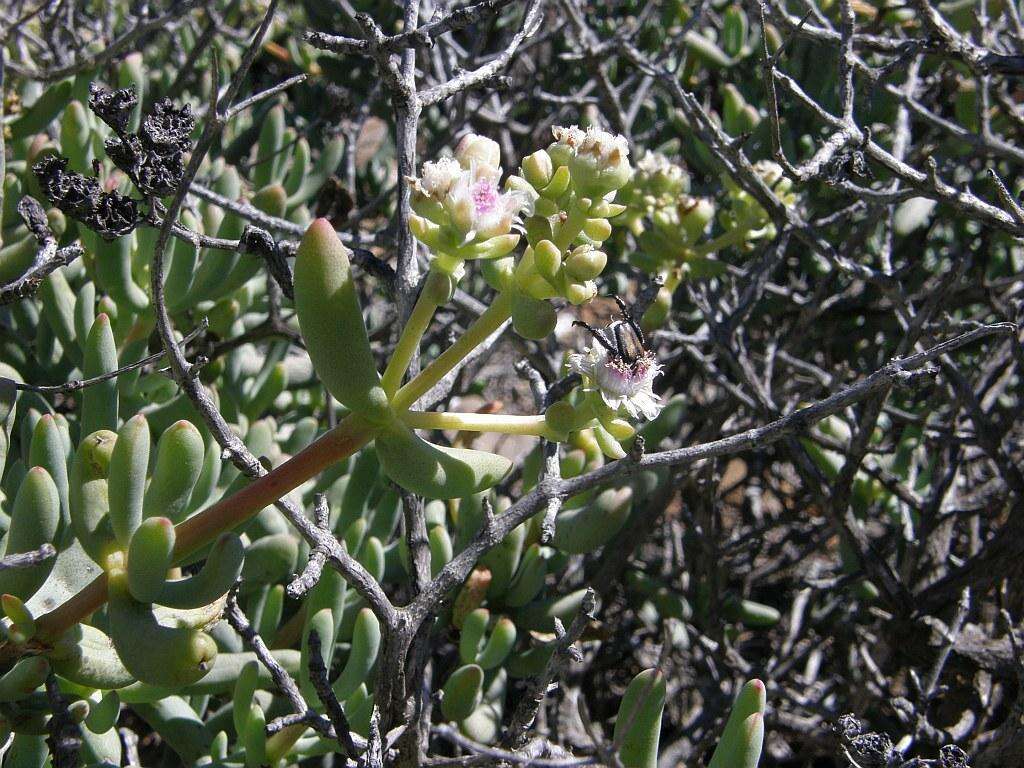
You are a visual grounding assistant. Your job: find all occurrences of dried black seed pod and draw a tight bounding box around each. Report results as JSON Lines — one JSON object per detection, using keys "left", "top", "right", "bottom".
{"left": 105, "top": 134, "right": 185, "bottom": 197}
{"left": 104, "top": 134, "right": 146, "bottom": 178}
{"left": 136, "top": 151, "right": 185, "bottom": 197}
{"left": 847, "top": 732, "right": 898, "bottom": 768}
{"left": 141, "top": 98, "right": 194, "bottom": 153}
{"left": 834, "top": 713, "right": 863, "bottom": 742}
{"left": 88, "top": 83, "right": 138, "bottom": 134}
{"left": 89, "top": 191, "right": 140, "bottom": 239}
{"left": 34, "top": 155, "right": 102, "bottom": 219}
{"left": 32, "top": 155, "right": 139, "bottom": 239}
{"left": 939, "top": 745, "right": 969, "bottom": 768}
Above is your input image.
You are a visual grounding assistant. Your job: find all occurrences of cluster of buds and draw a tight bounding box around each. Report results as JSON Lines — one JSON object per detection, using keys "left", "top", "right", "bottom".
{"left": 618, "top": 151, "right": 692, "bottom": 234}
{"left": 498, "top": 126, "right": 634, "bottom": 339}
{"left": 719, "top": 159, "right": 796, "bottom": 242}
{"left": 618, "top": 152, "right": 716, "bottom": 275}
{"left": 409, "top": 134, "right": 528, "bottom": 285}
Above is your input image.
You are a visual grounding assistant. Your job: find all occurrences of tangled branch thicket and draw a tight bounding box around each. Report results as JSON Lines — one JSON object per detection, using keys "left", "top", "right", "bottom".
{"left": 0, "top": 0, "right": 1023, "bottom": 765}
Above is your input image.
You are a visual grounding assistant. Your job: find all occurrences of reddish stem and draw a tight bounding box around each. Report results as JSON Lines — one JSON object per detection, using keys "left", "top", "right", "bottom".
{"left": 32, "top": 414, "right": 375, "bottom": 642}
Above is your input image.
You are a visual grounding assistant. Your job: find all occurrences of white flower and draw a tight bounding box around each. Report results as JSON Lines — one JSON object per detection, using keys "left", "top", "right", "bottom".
{"left": 577, "top": 128, "right": 630, "bottom": 171}
{"left": 550, "top": 125, "right": 632, "bottom": 197}
{"left": 551, "top": 125, "right": 587, "bottom": 149}
{"left": 569, "top": 345, "right": 663, "bottom": 420}
{"left": 445, "top": 170, "right": 529, "bottom": 240}
{"left": 419, "top": 158, "right": 463, "bottom": 199}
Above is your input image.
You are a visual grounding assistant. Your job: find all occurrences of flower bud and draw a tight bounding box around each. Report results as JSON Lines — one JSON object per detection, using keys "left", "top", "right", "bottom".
{"left": 544, "top": 401, "right": 579, "bottom": 438}
{"left": 423, "top": 269, "right": 456, "bottom": 305}
{"left": 583, "top": 217, "right": 613, "bottom": 242}
{"left": 569, "top": 128, "right": 633, "bottom": 198}
{"left": 679, "top": 196, "right": 716, "bottom": 243}
{"left": 456, "top": 134, "right": 501, "bottom": 171}
{"left": 522, "top": 150, "right": 554, "bottom": 189}
{"left": 534, "top": 240, "right": 562, "bottom": 282}
{"left": 601, "top": 414, "right": 636, "bottom": 441}
{"left": 565, "top": 280, "right": 597, "bottom": 305}
{"left": 564, "top": 246, "right": 607, "bottom": 281}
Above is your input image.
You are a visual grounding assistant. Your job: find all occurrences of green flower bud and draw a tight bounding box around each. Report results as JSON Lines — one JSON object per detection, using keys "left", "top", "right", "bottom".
{"left": 534, "top": 240, "right": 562, "bottom": 283}
{"left": 565, "top": 280, "right": 597, "bottom": 306}
{"left": 456, "top": 134, "right": 501, "bottom": 171}
{"left": 544, "top": 401, "right": 579, "bottom": 438}
{"left": 583, "top": 217, "right": 613, "bottom": 242}
{"left": 522, "top": 150, "right": 554, "bottom": 189}
{"left": 564, "top": 246, "right": 607, "bottom": 281}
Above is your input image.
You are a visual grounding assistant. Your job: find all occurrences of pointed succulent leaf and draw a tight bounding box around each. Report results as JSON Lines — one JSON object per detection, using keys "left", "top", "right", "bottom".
{"left": 376, "top": 423, "right": 512, "bottom": 500}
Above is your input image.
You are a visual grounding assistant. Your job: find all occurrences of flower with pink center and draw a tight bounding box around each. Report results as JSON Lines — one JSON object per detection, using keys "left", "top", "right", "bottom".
{"left": 569, "top": 345, "right": 663, "bottom": 420}
{"left": 445, "top": 170, "right": 528, "bottom": 241}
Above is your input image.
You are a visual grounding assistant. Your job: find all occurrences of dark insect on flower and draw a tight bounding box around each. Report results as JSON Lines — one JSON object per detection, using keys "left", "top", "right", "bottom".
{"left": 572, "top": 295, "right": 649, "bottom": 367}
{"left": 141, "top": 98, "right": 195, "bottom": 153}
{"left": 570, "top": 295, "right": 663, "bottom": 420}
{"left": 88, "top": 83, "right": 138, "bottom": 134}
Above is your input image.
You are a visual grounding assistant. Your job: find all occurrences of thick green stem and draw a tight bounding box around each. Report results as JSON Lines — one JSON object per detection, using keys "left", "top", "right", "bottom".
{"left": 381, "top": 287, "right": 441, "bottom": 398}
{"left": 400, "top": 409, "right": 554, "bottom": 438}
{"left": 391, "top": 291, "right": 513, "bottom": 411}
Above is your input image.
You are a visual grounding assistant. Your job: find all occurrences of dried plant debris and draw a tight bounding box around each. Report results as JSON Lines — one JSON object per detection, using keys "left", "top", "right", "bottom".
{"left": 835, "top": 715, "right": 973, "bottom": 768}
{"left": 87, "top": 83, "right": 138, "bottom": 134}
{"left": 139, "top": 98, "right": 195, "bottom": 153}
{"left": 33, "top": 155, "right": 139, "bottom": 239}
{"left": 33, "top": 88, "right": 195, "bottom": 236}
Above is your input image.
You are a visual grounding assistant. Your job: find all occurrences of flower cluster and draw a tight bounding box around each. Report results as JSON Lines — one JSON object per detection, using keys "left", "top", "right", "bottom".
{"left": 409, "top": 134, "right": 529, "bottom": 279}
{"left": 493, "top": 126, "right": 634, "bottom": 339}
